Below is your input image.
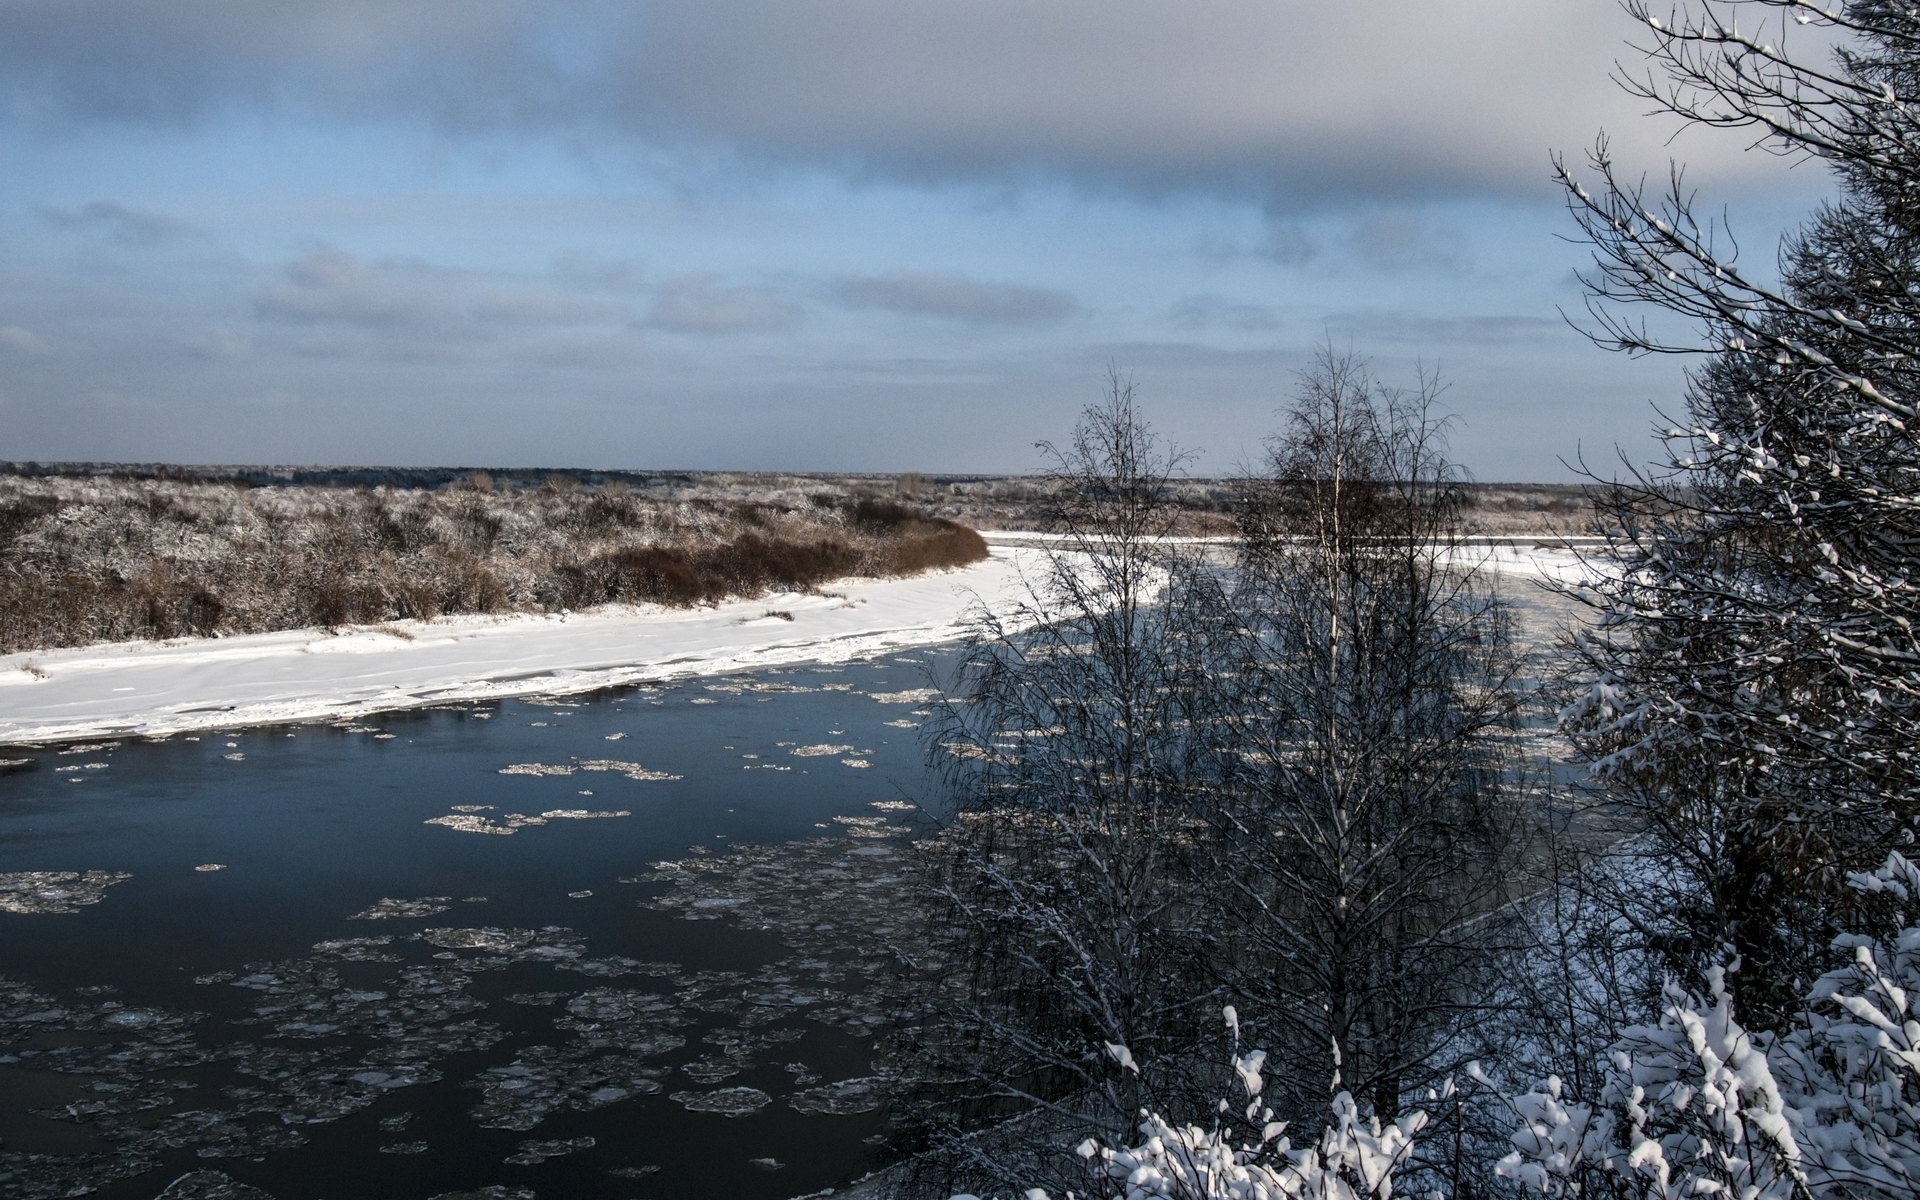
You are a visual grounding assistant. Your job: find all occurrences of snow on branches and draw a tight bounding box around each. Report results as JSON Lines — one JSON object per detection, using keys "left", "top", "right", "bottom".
{"left": 953, "top": 1016, "right": 1428, "bottom": 1200}
{"left": 1496, "top": 852, "right": 1920, "bottom": 1200}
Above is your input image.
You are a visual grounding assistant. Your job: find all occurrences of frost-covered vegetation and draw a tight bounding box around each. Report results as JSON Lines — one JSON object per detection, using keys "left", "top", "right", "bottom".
{"left": 0, "top": 461, "right": 1603, "bottom": 539}
{"left": 924, "top": 3, "right": 1920, "bottom": 1197}
{"left": 901, "top": 360, "right": 1537, "bottom": 1200}
{"left": 0, "top": 473, "right": 985, "bottom": 652}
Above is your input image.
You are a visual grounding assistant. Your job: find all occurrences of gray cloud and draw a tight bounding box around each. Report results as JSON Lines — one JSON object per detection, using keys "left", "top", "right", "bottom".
{"left": 645, "top": 276, "right": 801, "bottom": 335}
{"left": 1321, "top": 309, "right": 1565, "bottom": 347}
{"left": 0, "top": 325, "right": 52, "bottom": 355}
{"left": 0, "top": 1, "right": 1786, "bottom": 208}
{"left": 38, "top": 201, "right": 194, "bottom": 248}
{"left": 833, "top": 272, "right": 1078, "bottom": 326}
{"left": 252, "top": 248, "right": 631, "bottom": 364}
{"left": 1260, "top": 221, "right": 1318, "bottom": 267}
{"left": 1344, "top": 213, "right": 1468, "bottom": 274}
{"left": 1170, "top": 295, "right": 1283, "bottom": 333}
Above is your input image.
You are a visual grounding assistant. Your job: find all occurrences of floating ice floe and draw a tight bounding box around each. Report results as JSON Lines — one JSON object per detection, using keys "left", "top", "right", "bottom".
{"left": 790, "top": 743, "right": 855, "bottom": 757}
{"left": 609, "top": 1165, "right": 661, "bottom": 1179}
{"left": 498, "top": 762, "right": 573, "bottom": 776}
{"left": 424, "top": 812, "right": 540, "bottom": 835}
{"left": 575, "top": 759, "right": 681, "bottom": 781}
{"left": 500, "top": 759, "right": 679, "bottom": 781}
{"left": 882, "top": 718, "right": 918, "bottom": 729}
{"left": 668, "top": 1086, "right": 771, "bottom": 1116}
{"left": 0, "top": 869, "right": 132, "bottom": 914}
{"left": 419, "top": 926, "right": 584, "bottom": 961}
{"left": 683, "top": 1056, "right": 741, "bottom": 1083}
{"left": 194, "top": 863, "right": 226, "bottom": 872}
{"left": 790, "top": 1075, "right": 888, "bottom": 1115}
{"left": 152, "top": 1171, "right": 278, "bottom": 1200}
{"left": 471, "top": 1042, "right": 674, "bottom": 1130}
{"left": 424, "top": 809, "right": 627, "bottom": 836}
{"left": 351, "top": 896, "right": 453, "bottom": 920}
{"left": 429, "top": 1189, "right": 535, "bottom": 1200}
{"left": 59, "top": 741, "right": 120, "bottom": 755}
{"left": 869, "top": 688, "right": 939, "bottom": 704}
{"left": 840, "top": 758, "right": 871, "bottom": 769}
{"left": 505, "top": 1135, "right": 595, "bottom": 1165}
{"left": 831, "top": 815, "right": 912, "bottom": 839}
{"left": 310, "top": 936, "right": 400, "bottom": 962}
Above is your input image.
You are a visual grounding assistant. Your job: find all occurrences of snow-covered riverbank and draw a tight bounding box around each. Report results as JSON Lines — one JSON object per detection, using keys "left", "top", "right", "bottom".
{"left": 0, "top": 546, "right": 1050, "bottom": 747}
{"left": 0, "top": 537, "right": 1595, "bottom": 747}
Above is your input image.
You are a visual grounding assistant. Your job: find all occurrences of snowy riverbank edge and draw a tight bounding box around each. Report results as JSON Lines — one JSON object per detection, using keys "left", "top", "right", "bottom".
{"left": 0, "top": 538, "right": 1595, "bottom": 748}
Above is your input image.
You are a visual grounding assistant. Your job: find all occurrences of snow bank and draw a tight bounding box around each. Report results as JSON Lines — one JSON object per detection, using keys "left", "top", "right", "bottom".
{"left": 0, "top": 537, "right": 1598, "bottom": 747}
{"left": 0, "top": 546, "right": 1045, "bottom": 746}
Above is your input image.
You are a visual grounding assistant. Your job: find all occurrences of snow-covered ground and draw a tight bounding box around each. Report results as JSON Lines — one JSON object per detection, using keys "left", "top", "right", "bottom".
{"left": 0, "top": 538, "right": 1597, "bottom": 747}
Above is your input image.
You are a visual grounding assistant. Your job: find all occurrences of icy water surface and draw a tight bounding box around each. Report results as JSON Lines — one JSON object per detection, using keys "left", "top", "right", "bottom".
{"left": 0, "top": 656, "right": 956, "bottom": 1200}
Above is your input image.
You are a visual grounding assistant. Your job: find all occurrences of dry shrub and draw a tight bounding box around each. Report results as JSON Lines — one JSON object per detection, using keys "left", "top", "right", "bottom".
{"left": 872, "top": 521, "right": 989, "bottom": 574}
{"left": 0, "top": 475, "right": 990, "bottom": 652}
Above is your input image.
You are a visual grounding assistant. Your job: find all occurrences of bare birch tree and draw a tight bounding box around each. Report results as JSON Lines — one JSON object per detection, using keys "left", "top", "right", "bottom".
{"left": 900, "top": 360, "right": 1534, "bottom": 1197}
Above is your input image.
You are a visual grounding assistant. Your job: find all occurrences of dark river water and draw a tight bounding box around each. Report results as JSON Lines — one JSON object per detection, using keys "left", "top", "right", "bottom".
{"left": 0, "top": 654, "right": 958, "bottom": 1200}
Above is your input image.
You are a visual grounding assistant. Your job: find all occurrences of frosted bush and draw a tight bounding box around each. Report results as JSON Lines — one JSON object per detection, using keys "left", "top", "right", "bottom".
{"left": 1494, "top": 852, "right": 1920, "bottom": 1200}
{"left": 956, "top": 1014, "right": 1426, "bottom": 1200}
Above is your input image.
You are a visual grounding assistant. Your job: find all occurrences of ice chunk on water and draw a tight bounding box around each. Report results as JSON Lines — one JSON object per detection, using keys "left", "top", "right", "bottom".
{"left": 575, "top": 760, "right": 681, "bottom": 781}
{"left": 790, "top": 1075, "right": 889, "bottom": 1115}
{"left": 153, "top": 1170, "right": 279, "bottom": 1199}
{"left": 351, "top": 897, "right": 453, "bottom": 920}
{"left": 869, "top": 688, "right": 938, "bottom": 704}
{"left": 668, "top": 1086, "right": 771, "bottom": 1116}
{"left": 497, "top": 762, "right": 574, "bottom": 776}
{"left": 505, "top": 1134, "right": 595, "bottom": 1165}
{"left": 0, "top": 869, "right": 132, "bottom": 914}
{"left": 423, "top": 811, "right": 551, "bottom": 835}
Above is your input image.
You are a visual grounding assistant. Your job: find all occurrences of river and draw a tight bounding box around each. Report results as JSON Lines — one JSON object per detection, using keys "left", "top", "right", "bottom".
{"left": 0, "top": 655, "right": 955, "bottom": 1200}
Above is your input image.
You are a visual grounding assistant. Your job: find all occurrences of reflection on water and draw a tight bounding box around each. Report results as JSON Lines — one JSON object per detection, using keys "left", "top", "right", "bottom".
{"left": 0, "top": 656, "right": 953, "bottom": 1200}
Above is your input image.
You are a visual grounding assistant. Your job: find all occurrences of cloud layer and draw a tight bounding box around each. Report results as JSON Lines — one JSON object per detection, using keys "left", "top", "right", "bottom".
{"left": 833, "top": 272, "right": 1078, "bottom": 326}
{"left": 0, "top": 0, "right": 1776, "bottom": 206}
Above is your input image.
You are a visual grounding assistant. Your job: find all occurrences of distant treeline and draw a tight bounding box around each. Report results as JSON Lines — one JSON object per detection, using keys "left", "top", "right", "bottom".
{"left": 0, "top": 462, "right": 1608, "bottom": 536}
{"left": 0, "top": 475, "right": 987, "bottom": 653}
{"left": 0, "top": 461, "right": 997, "bottom": 492}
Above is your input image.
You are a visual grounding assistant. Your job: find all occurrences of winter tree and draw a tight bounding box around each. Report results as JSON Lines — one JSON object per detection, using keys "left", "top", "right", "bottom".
{"left": 903, "top": 374, "right": 1223, "bottom": 1197}
{"left": 1199, "top": 347, "right": 1533, "bottom": 1128}
{"left": 906, "top": 358, "right": 1534, "bottom": 1197}
{"left": 1559, "top": 0, "right": 1920, "bottom": 1030}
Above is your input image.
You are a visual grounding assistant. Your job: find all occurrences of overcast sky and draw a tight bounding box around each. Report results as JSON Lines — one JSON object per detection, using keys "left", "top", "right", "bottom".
{"left": 0, "top": 1, "right": 1835, "bottom": 479}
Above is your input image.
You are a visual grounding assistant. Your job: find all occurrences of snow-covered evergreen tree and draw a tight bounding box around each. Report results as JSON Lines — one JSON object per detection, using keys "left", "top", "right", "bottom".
{"left": 1559, "top": 0, "right": 1920, "bottom": 1028}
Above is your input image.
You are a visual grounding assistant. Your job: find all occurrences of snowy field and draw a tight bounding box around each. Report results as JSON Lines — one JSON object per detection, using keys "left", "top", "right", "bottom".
{"left": 0, "top": 538, "right": 1596, "bottom": 747}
